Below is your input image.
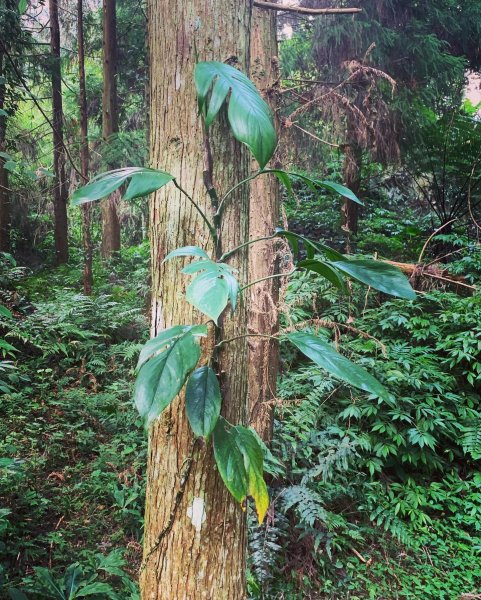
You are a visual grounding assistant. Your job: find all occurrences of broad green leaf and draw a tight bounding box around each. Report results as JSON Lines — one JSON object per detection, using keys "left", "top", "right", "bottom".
{"left": 182, "top": 260, "right": 218, "bottom": 275}
{"left": 233, "top": 426, "right": 269, "bottom": 524}
{"left": 213, "top": 417, "right": 248, "bottom": 503}
{"left": 18, "top": 0, "right": 27, "bottom": 13}
{"left": 8, "top": 589, "right": 29, "bottom": 600}
{"left": 298, "top": 259, "right": 346, "bottom": 291}
{"left": 134, "top": 329, "right": 202, "bottom": 425}
{"left": 0, "top": 151, "right": 12, "bottom": 161}
{"left": 77, "top": 582, "right": 117, "bottom": 597}
{"left": 71, "top": 167, "right": 173, "bottom": 206}
{"left": 0, "top": 305, "right": 12, "bottom": 319}
{"left": 264, "top": 170, "right": 362, "bottom": 205}
{"left": 330, "top": 258, "right": 416, "bottom": 299}
{"left": 136, "top": 324, "right": 206, "bottom": 371}
{"left": 213, "top": 418, "right": 269, "bottom": 524}
{"left": 4, "top": 161, "right": 16, "bottom": 172}
{"left": 123, "top": 170, "right": 174, "bottom": 200}
{"left": 181, "top": 260, "right": 239, "bottom": 312}
{"left": 194, "top": 62, "right": 276, "bottom": 168}
{"left": 185, "top": 366, "right": 221, "bottom": 438}
{"left": 164, "top": 246, "right": 210, "bottom": 262}
{"left": 319, "top": 180, "right": 362, "bottom": 204}
{"left": 288, "top": 331, "right": 391, "bottom": 401}
{"left": 186, "top": 271, "right": 229, "bottom": 323}
{"left": 0, "top": 109, "right": 8, "bottom": 117}
{"left": 274, "top": 228, "right": 343, "bottom": 261}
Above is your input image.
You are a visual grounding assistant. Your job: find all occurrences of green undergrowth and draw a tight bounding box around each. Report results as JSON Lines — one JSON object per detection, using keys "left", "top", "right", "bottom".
{"left": 0, "top": 246, "right": 149, "bottom": 598}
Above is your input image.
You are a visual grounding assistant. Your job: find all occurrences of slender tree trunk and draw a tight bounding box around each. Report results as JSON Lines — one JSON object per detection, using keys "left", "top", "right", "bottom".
{"left": 248, "top": 4, "right": 280, "bottom": 442}
{"left": 101, "top": 0, "right": 120, "bottom": 259}
{"left": 0, "top": 54, "right": 9, "bottom": 253}
{"left": 78, "top": 0, "right": 93, "bottom": 294}
{"left": 49, "top": 0, "right": 69, "bottom": 264}
{"left": 341, "top": 142, "right": 362, "bottom": 247}
{"left": 141, "top": 1, "right": 251, "bottom": 598}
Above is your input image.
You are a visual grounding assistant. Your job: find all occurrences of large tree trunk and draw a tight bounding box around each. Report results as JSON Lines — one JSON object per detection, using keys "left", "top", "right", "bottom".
{"left": 341, "top": 142, "right": 362, "bottom": 246}
{"left": 49, "top": 0, "right": 69, "bottom": 264}
{"left": 248, "top": 4, "right": 280, "bottom": 442}
{"left": 101, "top": 0, "right": 120, "bottom": 259}
{"left": 78, "top": 0, "right": 93, "bottom": 294}
{"left": 140, "top": 1, "right": 251, "bottom": 598}
{"left": 0, "top": 54, "right": 9, "bottom": 253}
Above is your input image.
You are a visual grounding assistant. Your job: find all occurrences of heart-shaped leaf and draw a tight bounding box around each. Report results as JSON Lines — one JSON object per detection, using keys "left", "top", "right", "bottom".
{"left": 186, "top": 271, "right": 229, "bottom": 323}
{"left": 195, "top": 62, "right": 277, "bottom": 169}
{"left": 288, "top": 331, "right": 391, "bottom": 402}
{"left": 185, "top": 366, "right": 221, "bottom": 438}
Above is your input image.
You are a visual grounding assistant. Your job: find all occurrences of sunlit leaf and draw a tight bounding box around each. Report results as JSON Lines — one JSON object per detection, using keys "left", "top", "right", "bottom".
{"left": 164, "top": 246, "right": 210, "bottom": 262}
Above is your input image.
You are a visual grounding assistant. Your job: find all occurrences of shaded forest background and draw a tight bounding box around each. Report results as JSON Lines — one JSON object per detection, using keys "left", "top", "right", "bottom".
{"left": 2, "top": 0, "right": 481, "bottom": 598}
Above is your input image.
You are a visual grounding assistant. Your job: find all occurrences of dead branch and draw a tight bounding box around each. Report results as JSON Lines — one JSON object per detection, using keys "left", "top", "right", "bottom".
{"left": 253, "top": 2, "right": 362, "bottom": 16}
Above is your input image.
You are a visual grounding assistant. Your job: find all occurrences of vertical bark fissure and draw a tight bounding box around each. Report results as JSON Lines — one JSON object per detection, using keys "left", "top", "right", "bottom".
{"left": 49, "top": 0, "right": 69, "bottom": 264}
{"left": 141, "top": 1, "right": 251, "bottom": 598}
{"left": 101, "top": 0, "right": 121, "bottom": 259}
{"left": 248, "top": 4, "right": 280, "bottom": 442}
{"left": 78, "top": 0, "right": 93, "bottom": 294}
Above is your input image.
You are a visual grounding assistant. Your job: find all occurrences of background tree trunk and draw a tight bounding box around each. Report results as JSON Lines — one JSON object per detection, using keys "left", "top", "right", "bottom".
{"left": 101, "top": 0, "right": 120, "bottom": 259}
{"left": 49, "top": 0, "right": 69, "bottom": 264}
{"left": 341, "top": 142, "right": 362, "bottom": 246}
{"left": 140, "top": 1, "right": 251, "bottom": 598}
{"left": 0, "top": 53, "right": 9, "bottom": 253}
{"left": 248, "top": 4, "right": 280, "bottom": 442}
{"left": 78, "top": 0, "right": 93, "bottom": 294}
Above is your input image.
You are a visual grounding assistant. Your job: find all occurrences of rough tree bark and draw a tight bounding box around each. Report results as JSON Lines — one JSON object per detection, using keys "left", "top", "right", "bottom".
{"left": 140, "top": 1, "right": 251, "bottom": 598}
{"left": 248, "top": 3, "right": 281, "bottom": 442}
{"left": 0, "top": 53, "right": 9, "bottom": 253}
{"left": 49, "top": 0, "right": 69, "bottom": 264}
{"left": 101, "top": 0, "right": 120, "bottom": 259}
{"left": 78, "top": 0, "right": 93, "bottom": 294}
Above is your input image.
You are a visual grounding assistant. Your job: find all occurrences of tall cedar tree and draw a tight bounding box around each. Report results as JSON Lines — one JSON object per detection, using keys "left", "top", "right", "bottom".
{"left": 101, "top": 0, "right": 121, "bottom": 258}
{"left": 140, "top": 0, "right": 252, "bottom": 597}
{"left": 49, "top": 0, "right": 69, "bottom": 264}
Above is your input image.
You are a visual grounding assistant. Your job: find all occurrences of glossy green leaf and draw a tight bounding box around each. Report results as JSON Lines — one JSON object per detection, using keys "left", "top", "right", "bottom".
{"left": 134, "top": 328, "right": 202, "bottom": 425}
{"left": 330, "top": 258, "right": 417, "bottom": 299}
{"left": 319, "top": 180, "right": 362, "bottom": 204}
{"left": 186, "top": 271, "right": 229, "bottom": 323}
{"left": 213, "top": 418, "right": 269, "bottom": 524}
{"left": 298, "top": 259, "right": 346, "bottom": 291}
{"left": 185, "top": 366, "right": 221, "bottom": 438}
{"left": 194, "top": 62, "right": 277, "bottom": 168}
{"left": 213, "top": 417, "right": 248, "bottom": 504}
{"left": 164, "top": 246, "right": 210, "bottom": 262}
{"left": 71, "top": 167, "right": 173, "bottom": 206}
{"left": 0, "top": 305, "right": 12, "bottom": 319}
{"left": 136, "top": 324, "right": 206, "bottom": 371}
{"left": 288, "top": 331, "right": 391, "bottom": 401}
{"left": 123, "top": 170, "right": 174, "bottom": 200}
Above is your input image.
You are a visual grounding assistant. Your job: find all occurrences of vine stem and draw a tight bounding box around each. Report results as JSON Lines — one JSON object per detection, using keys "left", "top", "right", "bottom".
{"left": 173, "top": 180, "right": 217, "bottom": 243}
{"left": 219, "top": 233, "right": 277, "bottom": 262}
{"left": 239, "top": 269, "right": 296, "bottom": 293}
{"left": 215, "top": 333, "right": 280, "bottom": 349}
{"left": 216, "top": 170, "right": 264, "bottom": 219}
